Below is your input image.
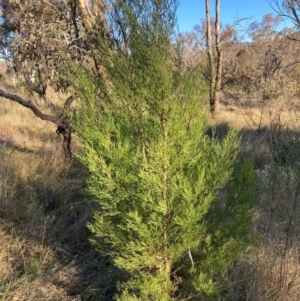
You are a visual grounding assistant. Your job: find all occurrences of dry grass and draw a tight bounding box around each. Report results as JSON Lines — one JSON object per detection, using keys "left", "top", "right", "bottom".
{"left": 0, "top": 84, "right": 120, "bottom": 300}
{"left": 246, "top": 164, "right": 300, "bottom": 301}
{"left": 0, "top": 226, "right": 74, "bottom": 301}
{"left": 211, "top": 97, "right": 300, "bottom": 301}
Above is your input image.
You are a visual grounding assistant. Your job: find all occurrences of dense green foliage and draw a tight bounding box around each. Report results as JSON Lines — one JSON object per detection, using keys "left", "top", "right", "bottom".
{"left": 70, "top": 1, "right": 256, "bottom": 299}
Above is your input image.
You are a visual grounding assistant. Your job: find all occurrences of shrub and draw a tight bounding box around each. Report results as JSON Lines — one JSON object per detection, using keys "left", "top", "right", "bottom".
{"left": 70, "top": 1, "right": 256, "bottom": 299}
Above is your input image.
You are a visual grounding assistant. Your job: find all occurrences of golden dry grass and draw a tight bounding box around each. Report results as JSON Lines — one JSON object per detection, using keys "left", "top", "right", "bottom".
{"left": 0, "top": 81, "right": 120, "bottom": 300}
{"left": 213, "top": 97, "right": 300, "bottom": 129}
{"left": 213, "top": 97, "right": 300, "bottom": 301}
{"left": 0, "top": 226, "right": 79, "bottom": 301}
{"left": 0, "top": 108, "right": 80, "bottom": 299}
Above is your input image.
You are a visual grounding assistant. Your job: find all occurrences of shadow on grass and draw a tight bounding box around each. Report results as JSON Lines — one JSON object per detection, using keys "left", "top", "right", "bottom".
{"left": 206, "top": 120, "right": 300, "bottom": 169}
{"left": 0, "top": 138, "right": 35, "bottom": 153}
{"left": 206, "top": 120, "right": 300, "bottom": 299}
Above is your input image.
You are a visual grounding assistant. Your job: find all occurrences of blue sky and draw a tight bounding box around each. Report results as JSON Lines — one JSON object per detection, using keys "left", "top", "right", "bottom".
{"left": 176, "top": 0, "right": 292, "bottom": 32}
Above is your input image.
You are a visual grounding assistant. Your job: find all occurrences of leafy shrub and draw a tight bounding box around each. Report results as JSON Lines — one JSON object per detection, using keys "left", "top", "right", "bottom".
{"left": 70, "top": 1, "right": 256, "bottom": 299}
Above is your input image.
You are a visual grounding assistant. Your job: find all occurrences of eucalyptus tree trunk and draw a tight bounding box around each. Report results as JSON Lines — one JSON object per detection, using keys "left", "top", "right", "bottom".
{"left": 77, "top": 0, "right": 106, "bottom": 29}
{"left": 214, "top": 0, "right": 222, "bottom": 113}
{"left": 205, "top": 0, "right": 222, "bottom": 114}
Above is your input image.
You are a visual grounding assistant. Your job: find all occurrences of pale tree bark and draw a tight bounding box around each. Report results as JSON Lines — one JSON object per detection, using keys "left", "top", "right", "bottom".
{"left": 205, "top": 0, "right": 216, "bottom": 113}
{"left": 214, "top": 0, "right": 222, "bottom": 112}
{"left": 77, "top": 0, "right": 106, "bottom": 30}
{"left": 205, "top": 0, "right": 222, "bottom": 114}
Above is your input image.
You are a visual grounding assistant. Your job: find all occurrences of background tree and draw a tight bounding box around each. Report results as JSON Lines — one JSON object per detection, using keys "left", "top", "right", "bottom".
{"left": 180, "top": 4, "right": 300, "bottom": 104}
{"left": 205, "top": 0, "right": 222, "bottom": 113}
{"left": 221, "top": 13, "right": 300, "bottom": 101}
{"left": 269, "top": 0, "right": 300, "bottom": 29}
{"left": 0, "top": 0, "right": 105, "bottom": 100}
{"left": 70, "top": 0, "right": 256, "bottom": 300}
{"left": 0, "top": 0, "right": 105, "bottom": 158}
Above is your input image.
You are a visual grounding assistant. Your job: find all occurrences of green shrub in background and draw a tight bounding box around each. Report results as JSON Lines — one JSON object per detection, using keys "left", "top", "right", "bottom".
{"left": 70, "top": 1, "right": 256, "bottom": 299}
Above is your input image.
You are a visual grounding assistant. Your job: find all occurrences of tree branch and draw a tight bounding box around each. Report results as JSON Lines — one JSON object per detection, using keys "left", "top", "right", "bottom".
{"left": 0, "top": 89, "right": 59, "bottom": 124}
{"left": 0, "top": 89, "right": 74, "bottom": 161}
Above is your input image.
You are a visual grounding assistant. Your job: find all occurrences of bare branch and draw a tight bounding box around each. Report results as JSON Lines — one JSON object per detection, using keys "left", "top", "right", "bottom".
{"left": 0, "top": 89, "right": 59, "bottom": 123}
{"left": 268, "top": 0, "right": 300, "bottom": 27}
{"left": 0, "top": 89, "right": 75, "bottom": 161}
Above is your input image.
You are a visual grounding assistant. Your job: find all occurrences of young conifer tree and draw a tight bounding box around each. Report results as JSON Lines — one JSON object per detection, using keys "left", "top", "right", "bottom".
{"left": 71, "top": 0, "right": 255, "bottom": 299}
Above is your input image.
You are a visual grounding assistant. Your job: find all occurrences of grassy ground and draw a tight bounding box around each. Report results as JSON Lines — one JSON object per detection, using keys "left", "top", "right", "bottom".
{"left": 1, "top": 71, "right": 300, "bottom": 300}
{"left": 0, "top": 81, "right": 121, "bottom": 300}
{"left": 212, "top": 98, "right": 300, "bottom": 301}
